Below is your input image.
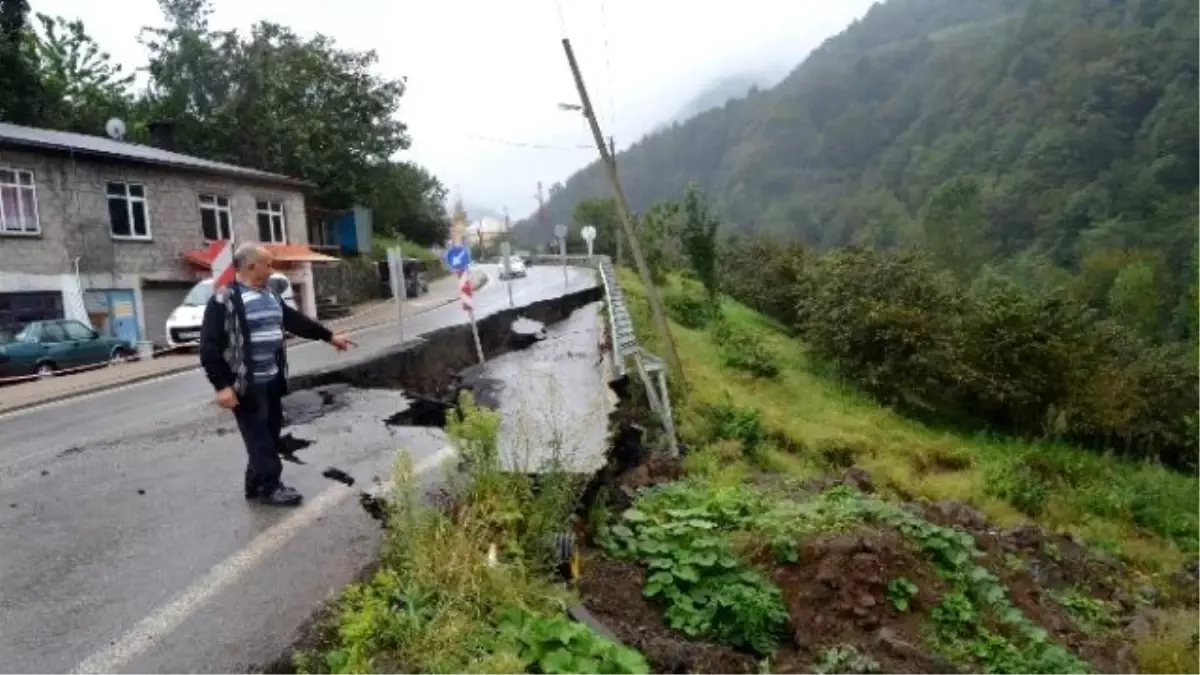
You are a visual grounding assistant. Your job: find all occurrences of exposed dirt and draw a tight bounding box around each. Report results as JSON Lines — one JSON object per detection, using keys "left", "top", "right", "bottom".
{"left": 771, "top": 530, "right": 954, "bottom": 673}
{"left": 578, "top": 552, "right": 759, "bottom": 674}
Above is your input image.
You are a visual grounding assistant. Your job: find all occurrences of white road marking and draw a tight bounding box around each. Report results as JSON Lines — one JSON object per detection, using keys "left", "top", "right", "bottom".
{"left": 70, "top": 445, "right": 457, "bottom": 675}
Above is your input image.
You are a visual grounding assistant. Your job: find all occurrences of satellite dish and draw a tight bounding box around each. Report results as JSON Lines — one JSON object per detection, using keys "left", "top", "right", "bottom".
{"left": 105, "top": 118, "right": 126, "bottom": 141}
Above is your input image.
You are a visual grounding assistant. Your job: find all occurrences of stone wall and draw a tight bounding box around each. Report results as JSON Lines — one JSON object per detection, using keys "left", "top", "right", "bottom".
{"left": 310, "top": 256, "right": 383, "bottom": 305}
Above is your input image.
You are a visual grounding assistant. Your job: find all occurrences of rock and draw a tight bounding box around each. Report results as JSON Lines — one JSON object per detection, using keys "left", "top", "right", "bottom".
{"left": 842, "top": 467, "right": 876, "bottom": 493}
{"left": 858, "top": 593, "right": 876, "bottom": 608}
{"left": 1136, "top": 584, "right": 1161, "bottom": 604}
{"left": 1115, "top": 645, "right": 1134, "bottom": 672}
{"left": 873, "top": 627, "right": 959, "bottom": 673}
{"left": 934, "top": 501, "right": 989, "bottom": 530}
{"left": 618, "top": 465, "right": 652, "bottom": 490}
{"left": 1007, "top": 523, "right": 1043, "bottom": 549}
{"left": 1126, "top": 612, "right": 1154, "bottom": 638}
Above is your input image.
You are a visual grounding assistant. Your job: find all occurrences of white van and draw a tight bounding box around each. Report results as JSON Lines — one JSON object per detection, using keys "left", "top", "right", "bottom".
{"left": 165, "top": 273, "right": 296, "bottom": 348}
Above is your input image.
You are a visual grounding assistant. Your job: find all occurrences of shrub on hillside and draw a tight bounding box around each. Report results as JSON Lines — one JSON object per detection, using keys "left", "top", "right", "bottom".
{"left": 791, "top": 247, "right": 1199, "bottom": 470}
{"left": 795, "top": 247, "right": 966, "bottom": 414}
{"left": 720, "top": 238, "right": 809, "bottom": 327}
{"left": 663, "top": 286, "right": 717, "bottom": 329}
{"left": 712, "top": 316, "right": 780, "bottom": 379}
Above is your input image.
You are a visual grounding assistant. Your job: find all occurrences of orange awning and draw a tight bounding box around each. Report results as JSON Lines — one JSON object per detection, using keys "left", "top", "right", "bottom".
{"left": 182, "top": 242, "right": 340, "bottom": 269}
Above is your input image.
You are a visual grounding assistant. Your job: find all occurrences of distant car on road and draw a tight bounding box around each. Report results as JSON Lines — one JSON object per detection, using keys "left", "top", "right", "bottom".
{"left": 0, "top": 319, "right": 136, "bottom": 379}
{"left": 499, "top": 255, "right": 528, "bottom": 280}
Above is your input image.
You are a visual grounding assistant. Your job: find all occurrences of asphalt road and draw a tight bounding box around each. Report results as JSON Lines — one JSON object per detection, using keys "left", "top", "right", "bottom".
{"left": 0, "top": 263, "right": 596, "bottom": 674}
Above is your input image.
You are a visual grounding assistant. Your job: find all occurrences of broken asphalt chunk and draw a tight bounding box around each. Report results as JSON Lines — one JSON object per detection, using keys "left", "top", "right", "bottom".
{"left": 321, "top": 467, "right": 355, "bottom": 487}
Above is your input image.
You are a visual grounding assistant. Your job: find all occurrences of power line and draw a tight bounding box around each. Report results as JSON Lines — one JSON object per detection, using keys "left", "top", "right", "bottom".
{"left": 464, "top": 133, "right": 592, "bottom": 151}
{"left": 599, "top": 0, "right": 617, "bottom": 132}
{"left": 553, "top": 0, "right": 568, "bottom": 38}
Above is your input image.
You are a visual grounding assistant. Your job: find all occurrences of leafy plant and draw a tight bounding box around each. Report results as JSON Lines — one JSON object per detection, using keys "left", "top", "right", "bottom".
{"left": 701, "top": 397, "right": 769, "bottom": 457}
{"left": 815, "top": 645, "right": 881, "bottom": 674}
{"left": 886, "top": 577, "right": 918, "bottom": 612}
{"left": 497, "top": 609, "right": 649, "bottom": 674}
{"left": 604, "top": 485, "right": 789, "bottom": 654}
{"left": 1052, "top": 589, "right": 1115, "bottom": 633}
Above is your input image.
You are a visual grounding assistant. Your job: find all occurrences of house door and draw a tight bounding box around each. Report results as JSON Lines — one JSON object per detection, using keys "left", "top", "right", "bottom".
{"left": 108, "top": 290, "right": 140, "bottom": 344}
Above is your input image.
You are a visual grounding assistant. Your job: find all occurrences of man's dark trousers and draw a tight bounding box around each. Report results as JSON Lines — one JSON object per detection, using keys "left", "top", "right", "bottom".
{"left": 234, "top": 380, "right": 285, "bottom": 497}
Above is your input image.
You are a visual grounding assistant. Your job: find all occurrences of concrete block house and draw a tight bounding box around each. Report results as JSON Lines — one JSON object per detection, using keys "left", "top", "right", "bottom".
{"left": 0, "top": 121, "right": 337, "bottom": 347}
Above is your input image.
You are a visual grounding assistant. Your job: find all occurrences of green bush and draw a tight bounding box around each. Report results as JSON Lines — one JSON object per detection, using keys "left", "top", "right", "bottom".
{"left": 788, "top": 246, "right": 1198, "bottom": 470}
{"left": 720, "top": 237, "right": 808, "bottom": 326}
{"left": 663, "top": 286, "right": 716, "bottom": 329}
{"left": 712, "top": 317, "right": 781, "bottom": 379}
{"left": 795, "top": 247, "right": 966, "bottom": 414}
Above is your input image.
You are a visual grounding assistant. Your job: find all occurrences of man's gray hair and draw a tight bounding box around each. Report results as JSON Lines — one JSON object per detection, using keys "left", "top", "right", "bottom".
{"left": 232, "top": 243, "right": 268, "bottom": 269}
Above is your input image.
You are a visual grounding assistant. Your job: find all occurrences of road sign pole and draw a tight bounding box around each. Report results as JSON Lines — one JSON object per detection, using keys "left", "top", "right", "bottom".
{"left": 500, "top": 241, "right": 514, "bottom": 309}
{"left": 580, "top": 225, "right": 597, "bottom": 260}
{"left": 468, "top": 307, "right": 485, "bottom": 364}
{"left": 396, "top": 244, "right": 404, "bottom": 343}
{"left": 459, "top": 271, "right": 485, "bottom": 364}
{"left": 559, "top": 237, "right": 568, "bottom": 286}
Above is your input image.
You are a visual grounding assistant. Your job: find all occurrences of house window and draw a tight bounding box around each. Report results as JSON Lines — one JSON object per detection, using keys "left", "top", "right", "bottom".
{"left": 0, "top": 168, "right": 39, "bottom": 234}
{"left": 256, "top": 200, "right": 286, "bottom": 243}
{"left": 199, "top": 194, "right": 232, "bottom": 240}
{"left": 107, "top": 182, "right": 150, "bottom": 239}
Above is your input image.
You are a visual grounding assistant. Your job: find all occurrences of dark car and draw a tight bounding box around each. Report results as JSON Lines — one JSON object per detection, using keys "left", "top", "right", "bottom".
{"left": 0, "top": 319, "right": 135, "bottom": 379}
{"left": 403, "top": 259, "right": 429, "bottom": 298}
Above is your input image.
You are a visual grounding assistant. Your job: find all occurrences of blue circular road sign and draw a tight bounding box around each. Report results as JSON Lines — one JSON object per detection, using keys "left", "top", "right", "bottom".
{"left": 444, "top": 244, "right": 472, "bottom": 272}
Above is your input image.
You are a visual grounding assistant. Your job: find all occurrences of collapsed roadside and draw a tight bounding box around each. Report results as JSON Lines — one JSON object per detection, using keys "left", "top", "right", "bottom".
{"left": 282, "top": 268, "right": 1198, "bottom": 675}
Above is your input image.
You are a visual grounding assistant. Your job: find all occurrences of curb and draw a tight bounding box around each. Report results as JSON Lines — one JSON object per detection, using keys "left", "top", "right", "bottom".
{"left": 0, "top": 272, "right": 493, "bottom": 417}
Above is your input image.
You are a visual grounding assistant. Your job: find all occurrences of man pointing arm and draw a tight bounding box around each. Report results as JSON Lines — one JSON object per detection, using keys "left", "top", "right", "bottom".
{"left": 199, "top": 244, "right": 352, "bottom": 506}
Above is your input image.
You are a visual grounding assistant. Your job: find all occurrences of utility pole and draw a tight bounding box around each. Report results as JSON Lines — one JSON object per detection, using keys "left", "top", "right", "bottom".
{"left": 562, "top": 37, "right": 682, "bottom": 377}
{"left": 609, "top": 135, "right": 623, "bottom": 267}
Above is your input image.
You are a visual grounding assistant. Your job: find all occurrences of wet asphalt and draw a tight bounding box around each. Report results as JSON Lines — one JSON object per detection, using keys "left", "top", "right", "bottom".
{"left": 477, "top": 301, "right": 615, "bottom": 474}
{"left": 0, "top": 264, "right": 597, "bottom": 674}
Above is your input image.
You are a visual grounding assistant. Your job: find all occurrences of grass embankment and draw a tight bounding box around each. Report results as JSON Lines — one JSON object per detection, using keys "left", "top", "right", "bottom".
{"left": 618, "top": 269, "right": 1199, "bottom": 673}
{"left": 295, "top": 396, "right": 648, "bottom": 674}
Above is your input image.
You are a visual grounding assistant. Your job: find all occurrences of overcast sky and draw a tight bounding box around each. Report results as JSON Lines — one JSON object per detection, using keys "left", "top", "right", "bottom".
{"left": 31, "top": 0, "right": 875, "bottom": 218}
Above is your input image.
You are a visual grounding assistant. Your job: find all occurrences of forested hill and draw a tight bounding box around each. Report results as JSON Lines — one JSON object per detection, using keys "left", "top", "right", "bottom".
{"left": 514, "top": 0, "right": 1198, "bottom": 273}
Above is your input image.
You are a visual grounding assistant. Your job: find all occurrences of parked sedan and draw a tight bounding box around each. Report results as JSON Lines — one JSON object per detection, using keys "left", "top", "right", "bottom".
{"left": 0, "top": 319, "right": 136, "bottom": 379}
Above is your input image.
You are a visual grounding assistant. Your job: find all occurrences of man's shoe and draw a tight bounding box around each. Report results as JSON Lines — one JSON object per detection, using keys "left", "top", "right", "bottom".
{"left": 258, "top": 485, "right": 303, "bottom": 506}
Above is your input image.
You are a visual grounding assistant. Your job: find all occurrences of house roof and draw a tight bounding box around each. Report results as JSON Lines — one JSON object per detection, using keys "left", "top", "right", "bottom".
{"left": 183, "top": 241, "right": 341, "bottom": 268}
{"left": 0, "top": 122, "right": 314, "bottom": 189}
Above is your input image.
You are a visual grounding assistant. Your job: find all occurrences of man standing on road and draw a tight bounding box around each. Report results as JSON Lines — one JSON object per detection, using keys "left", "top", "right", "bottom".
{"left": 200, "top": 244, "right": 353, "bottom": 506}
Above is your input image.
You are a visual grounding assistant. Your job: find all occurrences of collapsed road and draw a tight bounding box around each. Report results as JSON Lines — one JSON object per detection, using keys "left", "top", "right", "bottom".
{"left": 0, "top": 264, "right": 601, "bottom": 674}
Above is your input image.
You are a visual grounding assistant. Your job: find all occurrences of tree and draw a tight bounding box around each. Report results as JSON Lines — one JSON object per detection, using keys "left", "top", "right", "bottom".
{"left": 571, "top": 197, "right": 619, "bottom": 258}
{"left": 0, "top": 0, "right": 41, "bottom": 124}
{"left": 680, "top": 184, "right": 720, "bottom": 302}
{"left": 639, "top": 201, "right": 680, "bottom": 285}
{"left": 365, "top": 161, "right": 448, "bottom": 246}
{"left": 1108, "top": 257, "right": 1165, "bottom": 340}
{"left": 919, "top": 177, "right": 992, "bottom": 280}
{"left": 32, "top": 13, "right": 134, "bottom": 134}
{"left": 139, "top": 0, "right": 410, "bottom": 208}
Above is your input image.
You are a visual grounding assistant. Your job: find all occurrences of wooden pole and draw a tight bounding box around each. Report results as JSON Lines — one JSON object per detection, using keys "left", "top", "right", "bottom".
{"left": 561, "top": 37, "right": 682, "bottom": 377}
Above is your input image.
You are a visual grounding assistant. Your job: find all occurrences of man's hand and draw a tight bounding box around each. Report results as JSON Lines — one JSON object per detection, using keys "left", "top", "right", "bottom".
{"left": 330, "top": 333, "right": 354, "bottom": 351}
{"left": 215, "top": 386, "right": 238, "bottom": 410}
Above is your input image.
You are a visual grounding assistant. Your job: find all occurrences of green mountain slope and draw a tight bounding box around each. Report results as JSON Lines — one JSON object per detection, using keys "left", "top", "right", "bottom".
{"left": 515, "top": 0, "right": 1197, "bottom": 279}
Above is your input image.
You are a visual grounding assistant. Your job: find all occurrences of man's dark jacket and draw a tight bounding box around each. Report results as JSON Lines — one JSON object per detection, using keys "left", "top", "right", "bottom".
{"left": 198, "top": 284, "right": 332, "bottom": 395}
